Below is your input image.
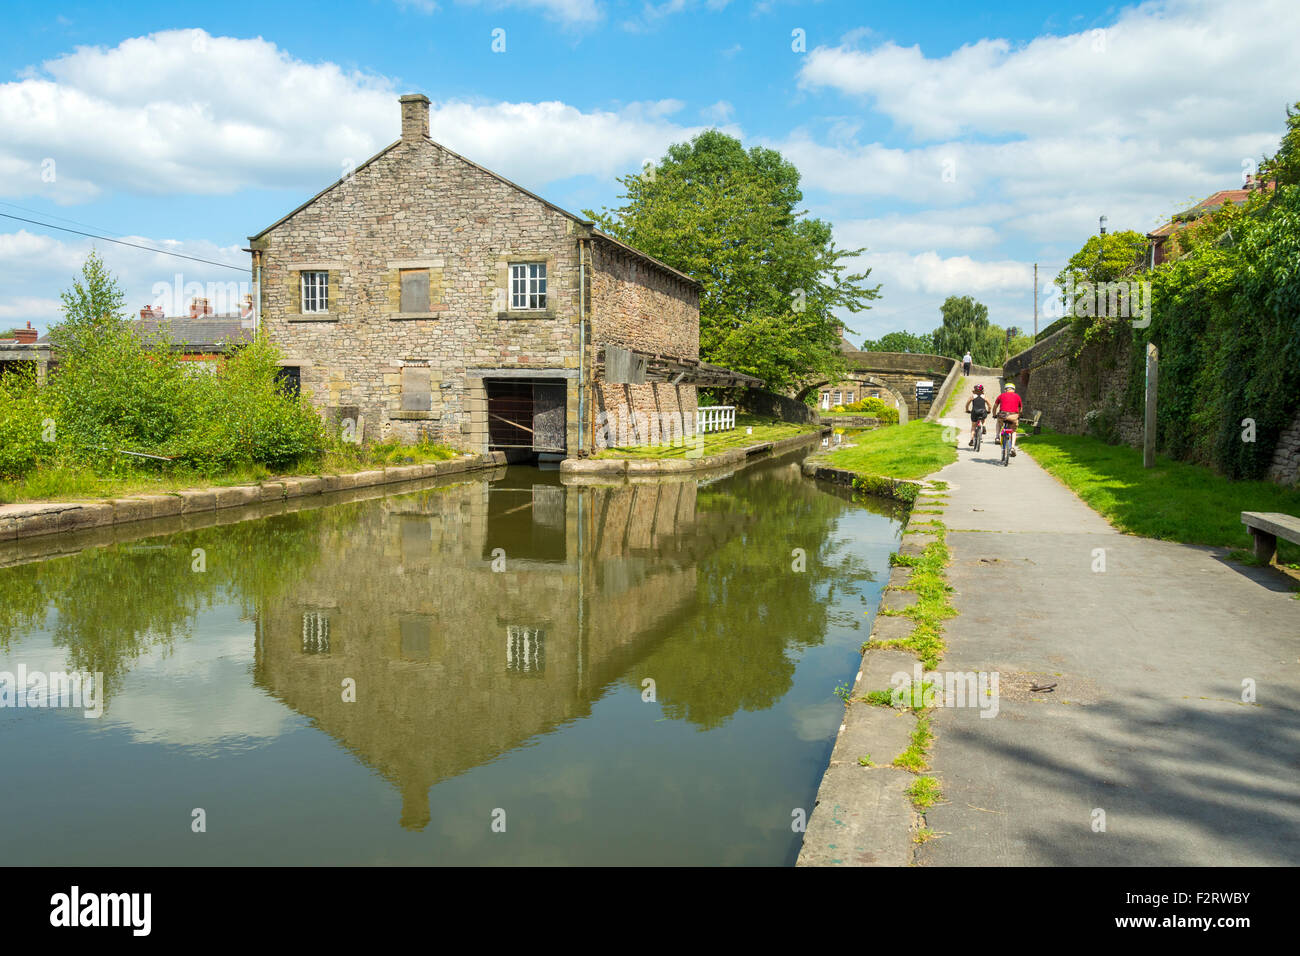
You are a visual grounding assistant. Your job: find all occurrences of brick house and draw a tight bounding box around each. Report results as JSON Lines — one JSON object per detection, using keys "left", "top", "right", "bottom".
{"left": 1146, "top": 175, "right": 1275, "bottom": 267}
{"left": 248, "top": 93, "right": 740, "bottom": 459}
{"left": 135, "top": 299, "right": 255, "bottom": 369}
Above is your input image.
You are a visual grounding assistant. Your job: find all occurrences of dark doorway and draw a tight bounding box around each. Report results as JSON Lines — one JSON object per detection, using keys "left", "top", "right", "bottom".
{"left": 485, "top": 378, "right": 567, "bottom": 458}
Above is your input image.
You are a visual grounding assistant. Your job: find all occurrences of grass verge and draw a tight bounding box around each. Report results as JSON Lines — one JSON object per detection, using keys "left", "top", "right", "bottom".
{"left": 825, "top": 420, "right": 957, "bottom": 480}
{"left": 940, "top": 376, "right": 967, "bottom": 418}
{"left": 1022, "top": 429, "right": 1300, "bottom": 565}
{"left": 0, "top": 438, "right": 460, "bottom": 505}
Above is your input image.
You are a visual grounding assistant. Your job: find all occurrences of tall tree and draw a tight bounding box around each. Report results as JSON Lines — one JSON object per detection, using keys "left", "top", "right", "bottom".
{"left": 50, "top": 249, "right": 127, "bottom": 359}
{"left": 932, "top": 295, "right": 1001, "bottom": 364}
{"left": 587, "top": 131, "right": 880, "bottom": 391}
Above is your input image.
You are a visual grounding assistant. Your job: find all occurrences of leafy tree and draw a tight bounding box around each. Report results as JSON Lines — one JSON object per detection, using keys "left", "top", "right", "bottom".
{"left": 932, "top": 295, "right": 1003, "bottom": 365}
{"left": 1006, "top": 331, "right": 1035, "bottom": 359}
{"left": 49, "top": 248, "right": 128, "bottom": 359}
{"left": 587, "top": 131, "right": 880, "bottom": 391}
{"left": 1054, "top": 230, "right": 1148, "bottom": 292}
{"left": 860, "top": 330, "right": 935, "bottom": 354}
{"left": 1260, "top": 100, "right": 1300, "bottom": 187}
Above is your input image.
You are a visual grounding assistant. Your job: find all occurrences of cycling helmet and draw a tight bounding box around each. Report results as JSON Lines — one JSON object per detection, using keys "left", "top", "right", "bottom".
{"left": 973, "top": 384, "right": 984, "bottom": 393}
{"left": 1004, "top": 383, "right": 1016, "bottom": 391}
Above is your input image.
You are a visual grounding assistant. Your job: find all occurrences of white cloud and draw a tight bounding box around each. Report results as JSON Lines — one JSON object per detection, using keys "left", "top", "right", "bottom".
{"left": 799, "top": 0, "right": 1300, "bottom": 142}
{"left": 836, "top": 213, "right": 1002, "bottom": 253}
{"left": 0, "top": 30, "right": 711, "bottom": 202}
{"left": 863, "top": 250, "right": 1031, "bottom": 297}
{"left": 400, "top": 0, "right": 603, "bottom": 23}
{"left": 0, "top": 296, "right": 61, "bottom": 323}
{"left": 464, "top": 0, "right": 603, "bottom": 23}
{"left": 0, "top": 228, "right": 248, "bottom": 329}
{"left": 701, "top": 100, "right": 734, "bottom": 124}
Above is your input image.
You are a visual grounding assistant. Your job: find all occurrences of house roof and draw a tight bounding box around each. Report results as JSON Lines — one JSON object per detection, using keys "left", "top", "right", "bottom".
{"left": 1147, "top": 184, "right": 1272, "bottom": 239}
{"left": 250, "top": 136, "right": 701, "bottom": 289}
{"left": 135, "top": 316, "right": 254, "bottom": 351}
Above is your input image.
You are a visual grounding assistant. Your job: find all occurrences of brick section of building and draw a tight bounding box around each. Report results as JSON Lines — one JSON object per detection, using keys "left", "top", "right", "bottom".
{"left": 588, "top": 240, "right": 699, "bottom": 449}
{"left": 250, "top": 94, "right": 701, "bottom": 457}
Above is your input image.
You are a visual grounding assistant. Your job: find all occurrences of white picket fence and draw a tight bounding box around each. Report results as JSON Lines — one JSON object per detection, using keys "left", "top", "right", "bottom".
{"left": 697, "top": 405, "right": 736, "bottom": 434}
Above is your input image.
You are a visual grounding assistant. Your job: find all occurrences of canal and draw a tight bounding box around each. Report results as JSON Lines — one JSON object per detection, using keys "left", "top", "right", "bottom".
{"left": 0, "top": 449, "right": 903, "bottom": 865}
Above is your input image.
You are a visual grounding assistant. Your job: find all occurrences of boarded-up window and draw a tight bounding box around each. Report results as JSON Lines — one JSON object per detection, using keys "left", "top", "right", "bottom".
{"left": 401, "top": 366, "right": 432, "bottom": 411}
{"left": 400, "top": 269, "right": 430, "bottom": 313}
{"left": 400, "top": 616, "right": 432, "bottom": 661}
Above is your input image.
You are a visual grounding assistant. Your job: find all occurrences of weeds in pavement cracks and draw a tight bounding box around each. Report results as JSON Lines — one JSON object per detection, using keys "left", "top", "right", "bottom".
{"left": 868, "top": 518, "right": 955, "bottom": 669}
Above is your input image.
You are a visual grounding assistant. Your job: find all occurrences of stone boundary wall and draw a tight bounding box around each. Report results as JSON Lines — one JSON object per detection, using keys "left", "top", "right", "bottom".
{"left": 819, "top": 416, "right": 885, "bottom": 429}
{"left": 0, "top": 453, "right": 506, "bottom": 542}
{"left": 925, "top": 361, "right": 963, "bottom": 423}
{"left": 740, "top": 388, "right": 821, "bottom": 425}
{"left": 1267, "top": 409, "right": 1300, "bottom": 484}
{"left": 1002, "top": 328, "right": 1141, "bottom": 444}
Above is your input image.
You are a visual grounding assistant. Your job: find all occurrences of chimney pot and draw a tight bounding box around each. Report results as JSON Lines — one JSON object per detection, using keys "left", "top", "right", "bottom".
{"left": 400, "top": 93, "right": 430, "bottom": 144}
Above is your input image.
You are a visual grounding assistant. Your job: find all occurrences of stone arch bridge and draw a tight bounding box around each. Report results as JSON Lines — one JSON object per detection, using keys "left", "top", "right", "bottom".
{"left": 797, "top": 351, "right": 958, "bottom": 423}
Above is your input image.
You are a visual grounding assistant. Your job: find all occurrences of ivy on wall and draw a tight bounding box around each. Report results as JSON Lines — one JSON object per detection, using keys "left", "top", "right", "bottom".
{"left": 1105, "top": 185, "right": 1300, "bottom": 478}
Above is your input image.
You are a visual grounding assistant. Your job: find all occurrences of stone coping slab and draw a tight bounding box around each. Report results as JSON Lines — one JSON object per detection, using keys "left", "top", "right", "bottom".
{"left": 0, "top": 452, "right": 505, "bottom": 542}
{"left": 560, "top": 429, "right": 825, "bottom": 477}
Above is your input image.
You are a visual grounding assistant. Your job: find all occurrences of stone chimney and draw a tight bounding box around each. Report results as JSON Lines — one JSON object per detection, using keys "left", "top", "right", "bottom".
{"left": 13, "top": 321, "right": 37, "bottom": 344}
{"left": 189, "top": 297, "right": 212, "bottom": 318}
{"left": 140, "top": 305, "right": 164, "bottom": 320}
{"left": 400, "top": 94, "right": 430, "bottom": 144}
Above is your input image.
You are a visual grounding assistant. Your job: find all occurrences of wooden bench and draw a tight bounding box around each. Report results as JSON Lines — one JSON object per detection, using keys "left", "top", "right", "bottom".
{"left": 1024, "top": 410, "right": 1042, "bottom": 434}
{"left": 1241, "top": 511, "right": 1300, "bottom": 563}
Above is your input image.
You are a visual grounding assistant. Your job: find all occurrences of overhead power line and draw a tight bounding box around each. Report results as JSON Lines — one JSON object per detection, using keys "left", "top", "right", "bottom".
{"left": 0, "top": 212, "right": 248, "bottom": 272}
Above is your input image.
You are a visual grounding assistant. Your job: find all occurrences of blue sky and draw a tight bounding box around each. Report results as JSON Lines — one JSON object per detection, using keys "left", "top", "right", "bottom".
{"left": 2, "top": 0, "right": 1297, "bottom": 340}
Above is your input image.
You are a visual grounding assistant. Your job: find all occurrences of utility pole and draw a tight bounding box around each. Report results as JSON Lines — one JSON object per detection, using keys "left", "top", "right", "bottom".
{"left": 1033, "top": 263, "right": 1038, "bottom": 338}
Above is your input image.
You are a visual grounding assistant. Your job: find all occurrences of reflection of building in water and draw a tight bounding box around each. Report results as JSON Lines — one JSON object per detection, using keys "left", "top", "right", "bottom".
{"left": 254, "top": 472, "right": 739, "bottom": 830}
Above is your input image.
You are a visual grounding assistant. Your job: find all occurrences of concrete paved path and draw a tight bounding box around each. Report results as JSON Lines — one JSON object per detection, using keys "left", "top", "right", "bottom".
{"left": 921, "top": 383, "right": 1300, "bottom": 865}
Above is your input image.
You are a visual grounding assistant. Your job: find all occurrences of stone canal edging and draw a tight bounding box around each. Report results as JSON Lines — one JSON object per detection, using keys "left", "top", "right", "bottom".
{"left": 0, "top": 452, "right": 507, "bottom": 542}
{"left": 800, "top": 459, "right": 925, "bottom": 504}
{"left": 559, "top": 428, "right": 828, "bottom": 476}
{"left": 798, "top": 479, "right": 952, "bottom": 866}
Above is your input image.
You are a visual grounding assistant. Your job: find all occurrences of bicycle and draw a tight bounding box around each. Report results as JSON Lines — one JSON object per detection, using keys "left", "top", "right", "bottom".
{"left": 972, "top": 417, "right": 985, "bottom": 452}
{"left": 998, "top": 417, "right": 1017, "bottom": 466}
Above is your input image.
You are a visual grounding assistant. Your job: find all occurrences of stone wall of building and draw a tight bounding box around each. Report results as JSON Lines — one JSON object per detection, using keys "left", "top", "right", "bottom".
{"left": 587, "top": 239, "right": 700, "bottom": 450}
{"left": 253, "top": 109, "right": 586, "bottom": 453}
{"left": 253, "top": 100, "right": 705, "bottom": 459}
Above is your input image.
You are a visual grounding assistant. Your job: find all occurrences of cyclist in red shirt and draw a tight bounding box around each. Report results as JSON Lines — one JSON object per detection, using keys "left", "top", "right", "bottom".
{"left": 993, "top": 384, "right": 1023, "bottom": 457}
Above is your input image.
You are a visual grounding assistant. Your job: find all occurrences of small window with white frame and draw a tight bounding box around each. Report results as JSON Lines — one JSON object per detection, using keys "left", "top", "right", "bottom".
{"left": 301, "top": 271, "right": 329, "bottom": 313}
{"left": 509, "top": 263, "right": 547, "bottom": 310}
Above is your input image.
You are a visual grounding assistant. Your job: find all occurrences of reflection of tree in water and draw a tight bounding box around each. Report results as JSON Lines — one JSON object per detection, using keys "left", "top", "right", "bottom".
{"left": 633, "top": 459, "right": 883, "bottom": 730}
{"left": 0, "top": 507, "right": 345, "bottom": 704}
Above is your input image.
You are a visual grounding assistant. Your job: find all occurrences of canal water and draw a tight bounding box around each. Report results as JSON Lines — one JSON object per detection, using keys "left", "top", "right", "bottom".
{"left": 0, "top": 450, "right": 903, "bottom": 865}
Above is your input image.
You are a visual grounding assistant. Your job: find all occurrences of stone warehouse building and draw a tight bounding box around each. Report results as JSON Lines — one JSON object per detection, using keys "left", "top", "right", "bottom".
{"left": 250, "top": 94, "right": 750, "bottom": 459}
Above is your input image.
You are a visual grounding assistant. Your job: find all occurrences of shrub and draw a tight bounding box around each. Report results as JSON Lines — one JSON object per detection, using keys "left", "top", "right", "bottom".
{"left": 1084, "top": 406, "right": 1121, "bottom": 445}
{"left": 838, "top": 396, "right": 900, "bottom": 423}
{"left": 0, "top": 367, "right": 52, "bottom": 480}
{"left": 172, "top": 338, "right": 326, "bottom": 471}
